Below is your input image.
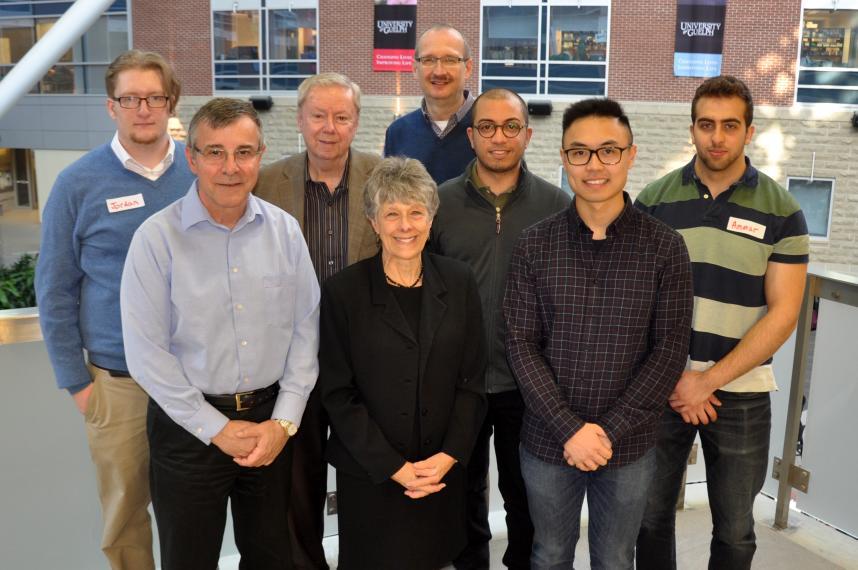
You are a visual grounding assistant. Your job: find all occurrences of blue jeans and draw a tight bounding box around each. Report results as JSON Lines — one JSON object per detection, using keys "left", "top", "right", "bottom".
{"left": 636, "top": 391, "right": 771, "bottom": 570}
{"left": 520, "top": 445, "right": 656, "bottom": 570}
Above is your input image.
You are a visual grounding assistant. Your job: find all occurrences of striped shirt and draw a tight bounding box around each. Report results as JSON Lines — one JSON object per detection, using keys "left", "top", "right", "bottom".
{"left": 504, "top": 195, "right": 693, "bottom": 466}
{"left": 635, "top": 157, "right": 809, "bottom": 392}
{"left": 304, "top": 155, "right": 351, "bottom": 283}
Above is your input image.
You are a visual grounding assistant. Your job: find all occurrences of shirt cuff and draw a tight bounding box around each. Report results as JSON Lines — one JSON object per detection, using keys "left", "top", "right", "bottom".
{"left": 272, "top": 391, "right": 309, "bottom": 428}
{"left": 550, "top": 407, "right": 586, "bottom": 446}
{"left": 184, "top": 401, "right": 229, "bottom": 444}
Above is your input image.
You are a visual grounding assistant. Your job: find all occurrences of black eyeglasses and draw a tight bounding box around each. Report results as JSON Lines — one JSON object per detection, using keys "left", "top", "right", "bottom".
{"left": 474, "top": 121, "right": 527, "bottom": 139}
{"left": 563, "top": 145, "right": 632, "bottom": 166}
{"left": 112, "top": 95, "right": 169, "bottom": 109}
{"left": 415, "top": 56, "right": 467, "bottom": 68}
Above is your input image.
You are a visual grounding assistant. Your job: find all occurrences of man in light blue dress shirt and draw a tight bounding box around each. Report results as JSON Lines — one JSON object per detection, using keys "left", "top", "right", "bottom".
{"left": 120, "top": 98, "right": 320, "bottom": 569}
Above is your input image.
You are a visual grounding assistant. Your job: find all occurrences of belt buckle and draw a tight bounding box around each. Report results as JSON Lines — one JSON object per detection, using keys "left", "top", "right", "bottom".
{"left": 235, "top": 391, "right": 253, "bottom": 411}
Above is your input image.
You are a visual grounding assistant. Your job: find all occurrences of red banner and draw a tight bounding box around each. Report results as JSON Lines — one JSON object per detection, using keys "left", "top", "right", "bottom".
{"left": 373, "top": 48, "right": 414, "bottom": 72}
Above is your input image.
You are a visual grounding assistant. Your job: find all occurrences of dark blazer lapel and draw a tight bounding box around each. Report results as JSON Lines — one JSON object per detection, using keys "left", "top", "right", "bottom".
{"left": 347, "top": 150, "right": 372, "bottom": 265}
{"left": 282, "top": 153, "right": 307, "bottom": 234}
{"left": 418, "top": 252, "right": 447, "bottom": 379}
{"left": 369, "top": 253, "right": 417, "bottom": 343}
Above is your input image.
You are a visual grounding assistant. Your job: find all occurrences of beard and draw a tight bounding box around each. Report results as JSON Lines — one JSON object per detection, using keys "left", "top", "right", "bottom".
{"left": 129, "top": 130, "right": 165, "bottom": 146}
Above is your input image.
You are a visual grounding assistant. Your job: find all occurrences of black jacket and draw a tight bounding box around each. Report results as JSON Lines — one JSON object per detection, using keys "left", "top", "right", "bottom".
{"left": 431, "top": 161, "right": 570, "bottom": 393}
{"left": 319, "top": 251, "right": 487, "bottom": 484}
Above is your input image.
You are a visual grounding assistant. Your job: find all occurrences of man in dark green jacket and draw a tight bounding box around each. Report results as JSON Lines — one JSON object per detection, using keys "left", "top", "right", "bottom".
{"left": 431, "top": 88, "right": 570, "bottom": 570}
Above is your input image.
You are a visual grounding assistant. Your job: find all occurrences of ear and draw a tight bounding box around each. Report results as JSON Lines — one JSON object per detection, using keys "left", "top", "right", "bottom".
{"left": 466, "top": 127, "right": 475, "bottom": 149}
{"left": 185, "top": 145, "right": 199, "bottom": 176}
{"left": 744, "top": 124, "right": 756, "bottom": 146}
{"left": 463, "top": 57, "right": 473, "bottom": 79}
{"left": 626, "top": 144, "right": 638, "bottom": 168}
{"left": 524, "top": 126, "right": 533, "bottom": 148}
{"left": 106, "top": 98, "right": 118, "bottom": 121}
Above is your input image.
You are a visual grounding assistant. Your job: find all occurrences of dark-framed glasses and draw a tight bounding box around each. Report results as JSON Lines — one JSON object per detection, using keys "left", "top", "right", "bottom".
{"left": 415, "top": 56, "right": 467, "bottom": 68}
{"left": 112, "top": 95, "right": 169, "bottom": 109}
{"left": 193, "top": 145, "right": 262, "bottom": 165}
{"left": 563, "top": 145, "right": 632, "bottom": 166}
{"left": 474, "top": 121, "right": 527, "bottom": 139}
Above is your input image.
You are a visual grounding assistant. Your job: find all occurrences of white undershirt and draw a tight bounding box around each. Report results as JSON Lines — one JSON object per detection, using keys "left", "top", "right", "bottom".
{"left": 433, "top": 119, "right": 449, "bottom": 132}
{"left": 110, "top": 132, "right": 176, "bottom": 181}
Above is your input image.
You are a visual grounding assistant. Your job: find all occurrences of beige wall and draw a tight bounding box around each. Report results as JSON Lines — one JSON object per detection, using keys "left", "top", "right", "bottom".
{"left": 34, "top": 149, "right": 86, "bottom": 221}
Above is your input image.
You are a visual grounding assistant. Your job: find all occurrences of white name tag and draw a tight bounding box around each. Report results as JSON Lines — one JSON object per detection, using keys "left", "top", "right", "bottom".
{"left": 106, "top": 193, "right": 145, "bottom": 213}
{"left": 726, "top": 216, "right": 766, "bottom": 239}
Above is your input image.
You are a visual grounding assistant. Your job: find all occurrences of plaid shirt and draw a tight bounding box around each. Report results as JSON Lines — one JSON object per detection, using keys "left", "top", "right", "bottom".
{"left": 504, "top": 195, "right": 693, "bottom": 467}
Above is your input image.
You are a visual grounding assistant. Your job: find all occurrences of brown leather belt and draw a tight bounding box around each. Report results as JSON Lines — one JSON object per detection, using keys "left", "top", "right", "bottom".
{"left": 203, "top": 383, "right": 279, "bottom": 412}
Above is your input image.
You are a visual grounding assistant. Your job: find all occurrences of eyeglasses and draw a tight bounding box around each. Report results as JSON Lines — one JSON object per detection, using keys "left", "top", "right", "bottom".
{"left": 192, "top": 145, "right": 262, "bottom": 165}
{"left": 112, "top": 95, "right": 169, "bottom": 109}
{"left": 415, "top": 56, "right": 467, "bottom": 68}
{"left": 563, "top": 145, "right": 632, "bottom": 166}
{"left": 474, "top": 121, "right": 527, "bottom": 139}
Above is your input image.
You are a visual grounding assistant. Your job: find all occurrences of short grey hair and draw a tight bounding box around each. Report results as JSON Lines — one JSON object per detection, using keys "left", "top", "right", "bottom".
{"left": 415, "top": 24, "right": 471, "bottom": 60}
{"left": 187, "top": 97, "right": 263, "bottom": 150}
{"left": 364, "top": 157, "right": 439, "bottom": 221}
{"left": 297, "top": 72, "right": 362, "bottom": 115}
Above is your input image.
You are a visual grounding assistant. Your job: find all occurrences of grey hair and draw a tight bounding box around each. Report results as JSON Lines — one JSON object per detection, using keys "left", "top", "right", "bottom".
{"left": 187, "top": 97, "right": 263, "bottom": 150}
{"left": 415, "top": 24, "right": 471, "bottom": 60}
{"left": 297, "top": 72, "right": 362, "bottom": 115}
{"left": 364, "top": 157, "right": 439, "bottom": 221}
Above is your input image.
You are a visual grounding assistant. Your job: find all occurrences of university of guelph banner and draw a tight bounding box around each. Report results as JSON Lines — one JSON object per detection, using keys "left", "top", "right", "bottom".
{"left": 373, "top": 3, "right": 417, "bottom": 72}
{"left": 674, "top": 0, "right": 727, "bottom": 77}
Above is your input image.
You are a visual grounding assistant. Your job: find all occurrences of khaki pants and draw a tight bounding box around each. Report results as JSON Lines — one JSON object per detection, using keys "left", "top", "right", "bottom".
{"left": 85, "top": 365, "right": 154, "bottom": 570}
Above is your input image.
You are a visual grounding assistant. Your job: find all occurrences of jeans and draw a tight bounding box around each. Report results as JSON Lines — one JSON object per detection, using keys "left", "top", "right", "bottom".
{"left": 636, "top": 391, "right": 771, "bottom": 570}
{"left": 455, "top": 390, "right": 533, "bottom": 570}
{"left": 520, "top": 445, "right": 655, "bottom": 570}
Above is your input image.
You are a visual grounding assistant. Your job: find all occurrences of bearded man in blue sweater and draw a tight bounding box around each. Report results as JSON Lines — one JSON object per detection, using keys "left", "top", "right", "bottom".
{"left": 384, "top": 24, "right": 476, "bottom": 185}
{"left": 35, "top": 50, "right": 194, "bottom": 570}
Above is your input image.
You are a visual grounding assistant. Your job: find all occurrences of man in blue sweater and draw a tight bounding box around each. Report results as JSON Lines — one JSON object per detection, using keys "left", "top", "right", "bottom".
{"left": 35, "top": 50, "right": 194, "bottom": 570}
{"left": 384, "top": 24, "right": 476, "bottom": 185}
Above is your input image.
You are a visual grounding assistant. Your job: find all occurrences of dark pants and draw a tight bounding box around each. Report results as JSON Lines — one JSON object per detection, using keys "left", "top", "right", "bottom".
{"left": 455, "top": 390, "right": 533, "bottom": 570}
{"left": 636, "top": 391, "right": 771, "bottom": 570}
{"left": 148, "top": 399, "right": 293, "bottom": 570}
{"left": 287, "top": 386, "right": 330, "bottom": 569}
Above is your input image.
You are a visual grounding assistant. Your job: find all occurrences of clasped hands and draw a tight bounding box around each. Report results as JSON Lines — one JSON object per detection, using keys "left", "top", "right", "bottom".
{"left": 564, "top": 422, "right": 612, "bottom": 471}
{"left": 668, "top": 369, "right": 722, "bottom": 426}
{"left": 391, "top": 452, "right": 457, "bottom": 500}
{"left": 211, "top": 419, "right": 289, "bottom": 468}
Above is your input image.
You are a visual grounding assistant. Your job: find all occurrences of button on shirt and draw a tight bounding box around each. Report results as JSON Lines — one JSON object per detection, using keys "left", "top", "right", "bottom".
{"left": 111, "top": 132, "right": 175, "bottom": 181}
{"left": 304, "top": 154, "right": 350, "bottom": 283}
{"left": 120, "top": 183, "right": 321, "bottom": 443}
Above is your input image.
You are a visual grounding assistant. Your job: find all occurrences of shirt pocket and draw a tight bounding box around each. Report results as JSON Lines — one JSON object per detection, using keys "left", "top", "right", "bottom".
{"left": 263, "top": 272, "right": 296, "bottom": 328}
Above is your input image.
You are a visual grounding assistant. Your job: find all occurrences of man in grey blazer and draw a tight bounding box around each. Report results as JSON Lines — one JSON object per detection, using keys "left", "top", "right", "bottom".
{"left": 254, "top": 72, "right": 380, "bottom": 570}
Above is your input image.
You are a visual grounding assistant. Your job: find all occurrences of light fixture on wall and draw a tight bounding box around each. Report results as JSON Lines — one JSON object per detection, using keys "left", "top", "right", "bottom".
{"left": 249, "top": 95, "right": 274, "bottom": 112}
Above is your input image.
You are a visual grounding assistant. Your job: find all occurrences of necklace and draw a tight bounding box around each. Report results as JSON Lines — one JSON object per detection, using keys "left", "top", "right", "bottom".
{"left": 385, "top": 264, "right": 423, "bottom": 288}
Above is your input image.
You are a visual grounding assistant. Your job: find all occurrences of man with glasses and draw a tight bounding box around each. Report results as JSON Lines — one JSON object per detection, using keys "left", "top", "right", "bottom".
{"left": 36, "top": 50, "right": 193, "bottom": 570}
{"left": 255, "top": 72, "right": 379, "bottom": 570}
{"left": 635, "top": 76, "right": 809, "bottom": 570}
{"left": 503, "top": 98, "right": 693, "bottom": 569}
{"left": 120, "top": 98, "right": 320, "bottom": 569}
{"left": 431, "top": 88, "right": 569, "bottom": 570}
{"left": 384, "top": 24, "right": 476, "bottom": 185}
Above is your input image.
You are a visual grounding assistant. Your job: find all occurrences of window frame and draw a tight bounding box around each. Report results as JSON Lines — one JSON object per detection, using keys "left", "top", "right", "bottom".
{"left": 796, "top": 0, "right": 858, "bottom": 106}
{"left": 211, "top": 0, "right": 319, "bottom": 94}
{"left": 479, "top": 0, "right": 611, "bottom": 99}
{"left": 786, "top": 175, "right": 835, "bottom": 240}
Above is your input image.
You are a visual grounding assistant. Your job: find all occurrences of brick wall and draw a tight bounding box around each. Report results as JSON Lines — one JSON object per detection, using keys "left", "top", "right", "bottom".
{"left": 176, "top": 94, "right": 858, "bottom": 264}
{"left": 608, "top": 0, "right": 802, "bottom": 106}
{"left": 131, "top": 0, "right": 212, "bottom": 96}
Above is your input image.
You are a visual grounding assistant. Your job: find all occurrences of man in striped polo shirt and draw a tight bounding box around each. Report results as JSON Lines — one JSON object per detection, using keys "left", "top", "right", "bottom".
{"left": 634, "top": 76, "right": 809, "bottom": 570}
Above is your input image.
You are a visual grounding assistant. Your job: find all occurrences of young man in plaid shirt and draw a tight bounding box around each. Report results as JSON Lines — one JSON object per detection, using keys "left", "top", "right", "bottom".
{"left": 504, "top": 98, "right": 693, "bottom": 569}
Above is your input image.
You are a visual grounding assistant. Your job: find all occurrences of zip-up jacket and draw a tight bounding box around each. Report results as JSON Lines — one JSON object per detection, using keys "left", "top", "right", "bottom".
{"left": 431, "top": 160, "right": 571, "bottom": 393}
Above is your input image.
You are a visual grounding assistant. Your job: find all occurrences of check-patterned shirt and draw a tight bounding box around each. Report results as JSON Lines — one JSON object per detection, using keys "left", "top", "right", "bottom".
{"left": 504, "top": 195, "right": 693, "bottom": 466}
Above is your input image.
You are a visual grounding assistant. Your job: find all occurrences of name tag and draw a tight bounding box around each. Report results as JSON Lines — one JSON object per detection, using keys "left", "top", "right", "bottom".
{"left": 726, "top": 216, "right": 766, "bottom": 240}
{"left": 106, "top": 193, "right": 145, "bottom": 213}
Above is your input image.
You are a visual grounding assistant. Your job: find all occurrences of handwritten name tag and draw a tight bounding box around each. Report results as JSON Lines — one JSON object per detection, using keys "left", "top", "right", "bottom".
{"left": 726, "top": 216, "right": 766, "bottom": 240}
{"left": 106, "top": 193, "right": 145, "bottom": 213}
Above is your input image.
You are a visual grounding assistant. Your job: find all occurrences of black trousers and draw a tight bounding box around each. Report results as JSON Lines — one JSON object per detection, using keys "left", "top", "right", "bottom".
{"left": 286, "top": 386, "right": 330, "bottom": 569}
{"left": 455, "top": 390, "right": 534, "bottom": 570}
{"left": 148, "top": 399, "right": 293, "bottom": 570}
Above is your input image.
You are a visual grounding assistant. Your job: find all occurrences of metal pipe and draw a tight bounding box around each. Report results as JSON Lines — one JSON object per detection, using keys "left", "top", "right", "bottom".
{"left": 0, "top": 0, "right": 115, "bottom": 119}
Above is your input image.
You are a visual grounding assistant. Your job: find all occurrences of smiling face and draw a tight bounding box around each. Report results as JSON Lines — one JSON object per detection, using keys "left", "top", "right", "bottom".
{"left": 107, "top": 67, "right": 171, "bottom": 148}
{"left": 690, "top": 95, "right": 754, "bottom": 180}
{"left": 413, "top": 28, "right": 472, "bottom": 107}
{"left": 468, "top": 95, "right": 532, "bottom": 176}
{"left": 186, "top": 116, "right": 264, "bottom": 226}
{"left": 297, "top": 84, "right": 358, "bottom": 165}
{"left": 370, "top": 201, "right": 432, "bottom": 264}
{"left": 560, "top": 115, "right": 636, "bottom": 208}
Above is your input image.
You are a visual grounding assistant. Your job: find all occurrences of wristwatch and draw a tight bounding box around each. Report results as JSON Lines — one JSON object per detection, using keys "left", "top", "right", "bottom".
{"left": 274, "top": 419, "right": 298, "bottom": 436}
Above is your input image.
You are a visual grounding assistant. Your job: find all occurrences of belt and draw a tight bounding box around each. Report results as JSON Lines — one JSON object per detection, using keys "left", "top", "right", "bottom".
{"left": 203, "top": 383, "right": 279, "bottom": 412}
{"left": 91, "top": 363, "right": 132, "bottom": 378}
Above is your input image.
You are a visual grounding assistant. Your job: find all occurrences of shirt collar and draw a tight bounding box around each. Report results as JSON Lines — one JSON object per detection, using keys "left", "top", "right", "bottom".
{"left": 566, "top": 191, "right": 635, "bottom": 238}
{"left": 110, "top": 132, "right": 176, "bottom": 179}
{"left": 180, "top": 181, "right": 263, "bottom": 232}
{"left": 681, "top": 155, "right": 759, "bottom": 189}
{"left": 421, "top": 90, "right": 475, "bottom": 123}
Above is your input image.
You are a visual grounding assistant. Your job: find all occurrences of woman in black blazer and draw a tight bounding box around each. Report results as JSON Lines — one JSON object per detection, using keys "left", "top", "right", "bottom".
{"left": 319, "top": 157, "right": 487, "bottom": 570}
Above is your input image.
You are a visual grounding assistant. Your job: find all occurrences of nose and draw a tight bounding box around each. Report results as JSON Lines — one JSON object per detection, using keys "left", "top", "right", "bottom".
{"left": 221, "top": 152, "right": 240, "bottom": 174}
{"left": 322, "top": 114, "right": 336, "bottom": 131}
{"left": 490, "top": 126, "right": 507, "bottom": 143}
{"left": 712, "top": 125, "right": 726, "bottom": 144}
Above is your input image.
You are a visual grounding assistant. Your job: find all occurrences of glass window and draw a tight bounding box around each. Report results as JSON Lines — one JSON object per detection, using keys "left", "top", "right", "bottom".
{"left": 787, "top": 177, "right": 834, "bottom": 239}
{"left": 481, "top": 1, "right": 609, "bottom": 97}
{"left": 798, "top": 5, "right": 858, "bottom": 103}
{"left": 213, "top": 2, "right": 318, "bottom": 93}
{"left": 0, "top": 4, "right": 128, "bottom": 94}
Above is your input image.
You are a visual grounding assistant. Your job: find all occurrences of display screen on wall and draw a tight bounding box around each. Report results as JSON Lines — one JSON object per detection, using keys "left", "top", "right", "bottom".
{"left": 373, "top": 1, "right": 417, "bottom": 72}
{"left": 674, "top": 0, "right": 726, "bottom": 77}
{"left": 787, "top": 177, "right": 834, "bottom": 239}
